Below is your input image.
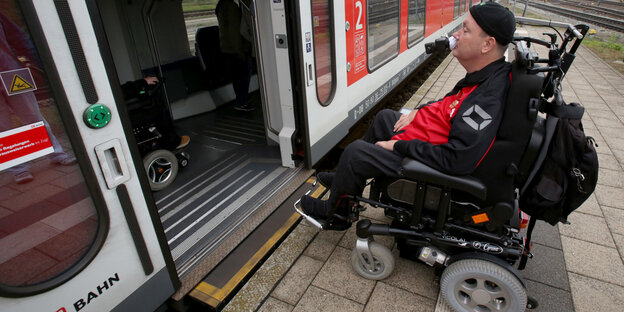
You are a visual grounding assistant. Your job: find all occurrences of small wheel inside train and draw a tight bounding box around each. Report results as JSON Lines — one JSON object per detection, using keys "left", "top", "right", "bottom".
{"left": 143, "top": 149, "right": 179, "bottom": 191}
{"left": 177, "top": 151, "right": 190, "bottom": 168}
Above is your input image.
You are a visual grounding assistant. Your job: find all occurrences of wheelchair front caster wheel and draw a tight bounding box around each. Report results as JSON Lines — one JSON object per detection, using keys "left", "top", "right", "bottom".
{"left": 351, "top": 241, "right": 394, "bottom": 280}
{"left": 144, "top": 149, "right": 179, "bottom": 191}
{"left": 177, "top": 151, "right": 190, "bottom": 168}
{"left": 440, "top": 259, "right": 527, "bottom": 312}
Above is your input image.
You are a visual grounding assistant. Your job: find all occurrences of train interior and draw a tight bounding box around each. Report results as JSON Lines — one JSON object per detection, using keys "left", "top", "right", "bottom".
{"left": 96, "top": 0, "right": 309, "bottom": 282}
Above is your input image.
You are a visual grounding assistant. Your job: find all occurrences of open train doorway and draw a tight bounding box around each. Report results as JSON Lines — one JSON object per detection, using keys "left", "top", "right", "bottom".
{"left": 95, "top": 0, "right": 310, "bottom": 294}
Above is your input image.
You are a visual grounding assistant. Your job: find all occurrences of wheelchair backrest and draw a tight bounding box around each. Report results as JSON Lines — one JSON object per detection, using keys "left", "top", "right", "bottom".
{"left": 469, "top": 46, "right": 545, "bottom": 207}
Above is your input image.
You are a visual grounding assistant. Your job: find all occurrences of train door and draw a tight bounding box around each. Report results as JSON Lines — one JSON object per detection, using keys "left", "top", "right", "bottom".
{"left": 0, "top": 1, "right": 178, "bottom": 311}
{"left": 92, "top": 0, "right": 311, "bottom": 301}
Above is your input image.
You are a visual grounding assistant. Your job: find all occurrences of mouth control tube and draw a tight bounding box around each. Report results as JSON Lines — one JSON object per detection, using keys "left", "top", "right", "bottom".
{"left": 425, "top": 36, "right": 456, "bottom": 54}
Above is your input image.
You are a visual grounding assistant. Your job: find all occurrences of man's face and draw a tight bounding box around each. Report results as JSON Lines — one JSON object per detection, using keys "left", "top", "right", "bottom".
{"left": 451, "top": 13, "right": 489, "bottom": 63}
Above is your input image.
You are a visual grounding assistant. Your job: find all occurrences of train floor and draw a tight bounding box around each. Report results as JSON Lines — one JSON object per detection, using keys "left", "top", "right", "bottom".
{"left": 151, "top": 95, "right": 312, "bottom": 293}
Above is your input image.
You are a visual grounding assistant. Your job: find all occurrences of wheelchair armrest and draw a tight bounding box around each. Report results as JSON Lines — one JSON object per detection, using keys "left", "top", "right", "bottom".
{"left": 400, "top": 158, "right": 487, "bottom": 200}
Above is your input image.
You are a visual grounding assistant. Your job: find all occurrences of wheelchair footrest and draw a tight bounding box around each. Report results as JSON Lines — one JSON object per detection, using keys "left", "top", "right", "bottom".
{"left": 294, "top": 196, "right": 353, "bottom": 231}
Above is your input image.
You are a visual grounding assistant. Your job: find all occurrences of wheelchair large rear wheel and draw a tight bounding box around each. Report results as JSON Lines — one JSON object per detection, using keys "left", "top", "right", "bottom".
{"left": 143, "top": 149, "right": 179, "bottom": 191}
{"left": 441, "top": 259, "right": 527, "bottom": 312}
{"left": 350, "top": 241, "right": 394, "bottom": 280}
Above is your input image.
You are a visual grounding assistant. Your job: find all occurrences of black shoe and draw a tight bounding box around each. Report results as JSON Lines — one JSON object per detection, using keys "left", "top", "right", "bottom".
{"left": 316, "top": 172, "right": 335, "bottom": 188}
{"left": 301, "top": 195, "right": 330, "bottom": 218}
{"left": 234, "top": 104, "right": 256, "bottom": 111}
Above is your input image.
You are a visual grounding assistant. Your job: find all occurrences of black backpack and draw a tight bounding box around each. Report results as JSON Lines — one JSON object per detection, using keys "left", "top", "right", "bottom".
{"left": 520, "top": 102, "right": 599, "bottom": 225}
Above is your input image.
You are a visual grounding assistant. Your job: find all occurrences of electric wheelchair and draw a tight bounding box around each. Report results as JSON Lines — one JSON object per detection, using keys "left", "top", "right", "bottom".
{"left": 296, "top": 20, "right": 589, "bottom": 312}
{"left": 125, "top": 79, "right": 190, "bottom": 191}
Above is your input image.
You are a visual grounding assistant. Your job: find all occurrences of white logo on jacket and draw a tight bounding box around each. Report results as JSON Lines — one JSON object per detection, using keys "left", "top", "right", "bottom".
{"left": 462, "top": 105, "right": 492, "bottom": 131}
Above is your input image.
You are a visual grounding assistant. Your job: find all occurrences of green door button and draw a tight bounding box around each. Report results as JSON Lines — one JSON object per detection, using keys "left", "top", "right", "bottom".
{"left": 84, "top": 104, "right": 112, "bottom": 128}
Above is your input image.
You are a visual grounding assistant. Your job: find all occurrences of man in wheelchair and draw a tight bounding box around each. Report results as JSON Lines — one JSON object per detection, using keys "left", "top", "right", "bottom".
{"left": 301, "top": 2, "right": 516, "bottom": 223}
{"left": 296, "top": 2, "right": 593, "bottom": 309}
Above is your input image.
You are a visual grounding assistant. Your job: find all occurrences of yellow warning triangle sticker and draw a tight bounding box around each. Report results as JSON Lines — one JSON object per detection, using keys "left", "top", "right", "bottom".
{"left": 9, "top": 74, "right": 35, "bottom": 93}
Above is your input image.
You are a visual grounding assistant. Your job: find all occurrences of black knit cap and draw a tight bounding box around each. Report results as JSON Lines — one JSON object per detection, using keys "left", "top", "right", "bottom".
{"left": 469, "top": 1, "right": 516, "bottom": 45}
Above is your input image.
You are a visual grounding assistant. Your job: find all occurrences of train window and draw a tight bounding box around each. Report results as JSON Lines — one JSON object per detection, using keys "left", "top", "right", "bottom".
{"left": 407, "top": 0, "right": 426, "bottom": 46}
{"left": 454, "top": 0, "right": 460, "bottom": 19}
{"left": 367, "top": 0, "right": 400, "bottom": 70}
{"left": 312, "top": 0, "right": 335, "bottom": 105}
{"left": 183, "top": 1, "right": 219, "bottom": 55}
{"left": 0, "top": 5, "right": 107, "bottom": 296}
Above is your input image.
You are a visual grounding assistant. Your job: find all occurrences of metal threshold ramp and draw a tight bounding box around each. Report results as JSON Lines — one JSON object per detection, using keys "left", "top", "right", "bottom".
{"left": 151, "top": 107, "right": 312, "bottom": 299}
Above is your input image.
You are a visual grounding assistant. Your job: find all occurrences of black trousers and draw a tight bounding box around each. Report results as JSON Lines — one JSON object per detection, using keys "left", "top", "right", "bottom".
{"left": 226, "top": 53, "right": 252, "bottom": 107}
{"left": 328, "top": 109, "right": 406, "bottom": 206}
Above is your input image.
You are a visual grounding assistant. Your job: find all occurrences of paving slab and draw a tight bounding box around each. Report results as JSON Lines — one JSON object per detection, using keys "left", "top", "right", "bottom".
{"left": 614, "top": 233, "right": 624, "bottom": 257}
{"left": 590, "top": 116, "right": 623, "bottom": 129}
{"left": 558, "top": 212, "right": 615, "bottom": 248}
{"left": 524, "top": 279, "right": 574, "bottom": 312}
{"left": 363, "top": 282, "right": 436, "bottom": 312}
{"left": 302, "top": 234, "right": 338, "bottom": 262}
{"left": 574, "top": 194, "right": 602, "bottom": 218}
{"left": 257, "top": 297, "right": 294, "bottom": 312}
{"left": 521, "top": 243, "right": 570, "bottom": 291}
{"left": 594, "top": 184, "right": 624, "bottom": 210}
{"left": 603, "top": 138, "right": 624, "bottom": 154}
{"left": 272, "top": 255, "right": 324, "bottom": 306}
{"left": 597, "top": 168, "right": 624, "bottom": 188}
{"left": 611, "top": 149, "right": 624, "bottom": 167}
{"left": 598, "top": 152, "right": 621, "bottom": 171}
{"left": 292, "top": 286, "right": 363, "bottom": 312}
{"left": 311, "top": 246, "right": 376, "bottom": 304}
{"left": 560, "top": 236, "right": 624, "bottom": 287}
{"left": 531, "top": 220, "right": 562, "bottom": 250}
{"left": 383, "top": 250, "right": 439, "bottom": 300}
{"left": 222, "top": 223, "right": 317, "bottom": 312}
{"left": 568, "top": 272, "right": 624, "bottom": 312}
{"left": 602, "top": 206, "right": 624, "bottom": 236}
{"left": 599, "top": 126, "right": 624, "bottom": 141}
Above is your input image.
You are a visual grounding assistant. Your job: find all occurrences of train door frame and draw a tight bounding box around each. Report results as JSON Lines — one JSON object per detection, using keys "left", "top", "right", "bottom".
{"left": 249, "top": 0, "right": 299, "bottom": 168}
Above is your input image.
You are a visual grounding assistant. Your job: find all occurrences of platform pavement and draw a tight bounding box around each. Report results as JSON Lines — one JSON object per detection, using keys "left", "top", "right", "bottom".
{"left": 222, "top": 25, "right": 624, "bottom": 312}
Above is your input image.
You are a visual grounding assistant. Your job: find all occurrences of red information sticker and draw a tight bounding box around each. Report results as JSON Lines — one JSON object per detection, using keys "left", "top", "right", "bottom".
{"left": 346, "top": 0, "right": 368, "bottom": 86}
{"left": 0, "top": 121, "right": 54, "bottom": 171}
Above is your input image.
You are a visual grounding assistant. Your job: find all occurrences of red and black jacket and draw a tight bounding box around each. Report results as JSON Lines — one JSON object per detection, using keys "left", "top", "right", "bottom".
{"left": 393, "top": 58, "right": 512, "bottom": 175}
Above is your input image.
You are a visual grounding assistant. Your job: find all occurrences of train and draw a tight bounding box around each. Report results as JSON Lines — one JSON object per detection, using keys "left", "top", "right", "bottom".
{"left": 0, "top": 0, "right": 474, "bottom": 311}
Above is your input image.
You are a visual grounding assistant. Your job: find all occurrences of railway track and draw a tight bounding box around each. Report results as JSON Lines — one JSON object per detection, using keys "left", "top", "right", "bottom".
{"left": 527, "top": 1, "right": 624, "bottom": 32}
{"left": 183, "top": 9, "right": 214, "bottom": 19}
{"left": 553, "top": 0, "right": 624, "bottom": 20}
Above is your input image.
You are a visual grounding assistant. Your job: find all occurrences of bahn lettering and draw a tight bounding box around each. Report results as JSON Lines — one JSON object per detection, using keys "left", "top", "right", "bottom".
{"left": 56, "top": 273, "right": 120, "bottom": 312}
